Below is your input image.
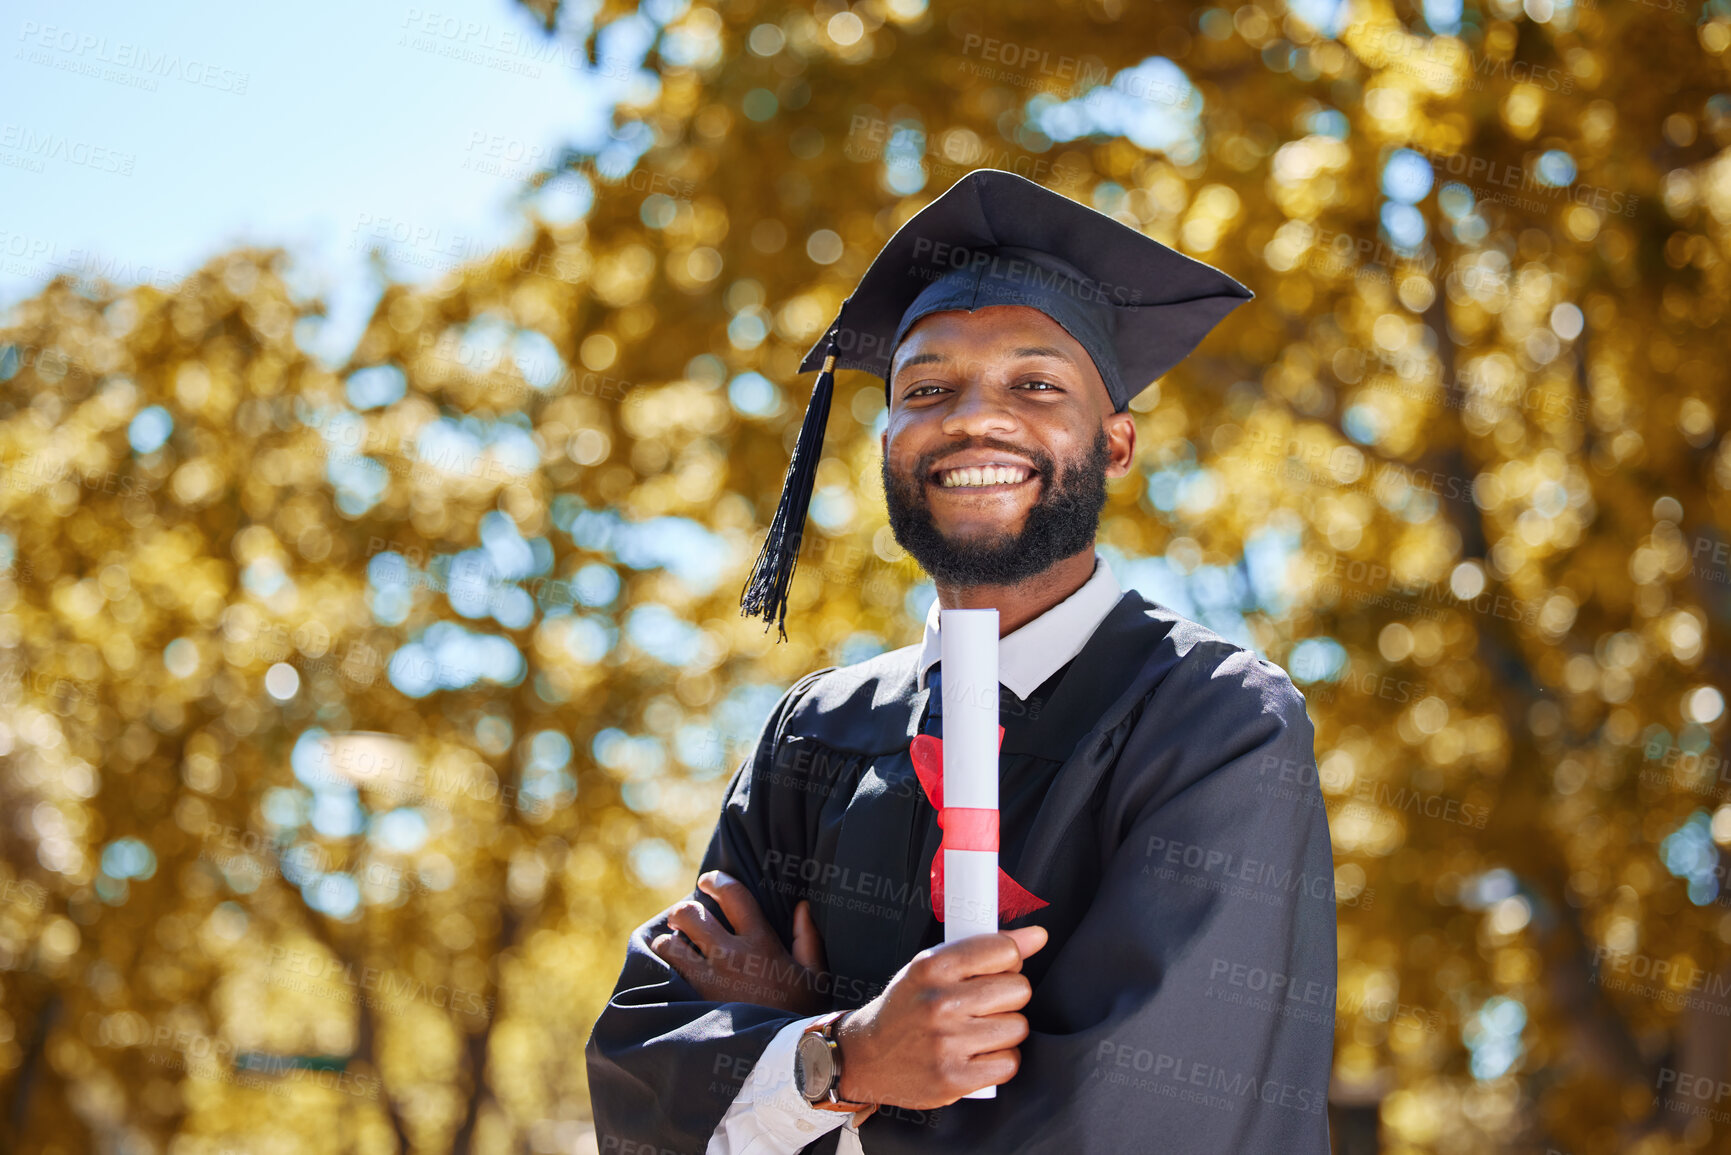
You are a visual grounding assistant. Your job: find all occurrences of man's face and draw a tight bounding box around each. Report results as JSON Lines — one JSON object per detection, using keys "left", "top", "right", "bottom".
{"left": 879, "top": 305, "right": 1136, "bottom": 587}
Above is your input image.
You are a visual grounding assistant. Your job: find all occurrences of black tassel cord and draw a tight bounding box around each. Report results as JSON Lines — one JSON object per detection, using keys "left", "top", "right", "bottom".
{"left": 739, "top": 333, "right": 840, "bottom": 642}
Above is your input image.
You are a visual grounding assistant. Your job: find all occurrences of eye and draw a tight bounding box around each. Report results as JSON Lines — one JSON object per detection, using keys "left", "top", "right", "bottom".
{"left": 905, "top": 384, "right": 946, "bottom": 398}
{"left": 1020, "top": 380, "right": 1060, "bottom": 391}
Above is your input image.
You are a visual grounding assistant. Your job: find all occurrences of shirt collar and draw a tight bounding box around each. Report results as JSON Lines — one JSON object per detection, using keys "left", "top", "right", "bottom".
{"left": 917, "top": 552, "right": 1123, "bottom": 701}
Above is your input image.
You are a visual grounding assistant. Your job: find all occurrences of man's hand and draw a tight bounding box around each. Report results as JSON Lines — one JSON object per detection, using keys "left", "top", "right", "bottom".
{"left": 834, "top": 926, "right": 1048, "bottom": 1110}
{"left": 650, "top": 871, "right": 830, "bottom": 1016}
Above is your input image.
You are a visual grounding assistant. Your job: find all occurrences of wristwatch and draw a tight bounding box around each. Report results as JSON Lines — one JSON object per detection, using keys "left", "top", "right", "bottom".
{"left": 792, "top": 1010, "right": 872, "bottom": 1112}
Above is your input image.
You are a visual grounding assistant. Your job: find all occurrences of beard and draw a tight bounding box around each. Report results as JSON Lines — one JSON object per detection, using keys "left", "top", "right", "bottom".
{"left": 881, "top": 426, "right": 1111, "bottom": 587}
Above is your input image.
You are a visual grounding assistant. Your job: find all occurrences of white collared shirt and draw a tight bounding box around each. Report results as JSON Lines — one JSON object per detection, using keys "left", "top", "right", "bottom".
{"left": 707, "top": 553, "right": 1124, "bottom": 1155}
{"left": 916, "top": 551, "right": 1123, "bottom": 700}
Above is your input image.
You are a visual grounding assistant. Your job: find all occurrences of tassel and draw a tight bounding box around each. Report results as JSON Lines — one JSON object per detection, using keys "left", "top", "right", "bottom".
{"left": 739, "top": 330, "right": 840, "bottom": 642}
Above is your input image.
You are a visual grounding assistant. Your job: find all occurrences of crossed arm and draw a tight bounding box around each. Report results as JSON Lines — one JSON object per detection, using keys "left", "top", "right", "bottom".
{"left": 593, "top": 650, "right": 1336, "bottom": 1153}
{"left": 654, "top": 869, "right": 1047, "bottom": 1112}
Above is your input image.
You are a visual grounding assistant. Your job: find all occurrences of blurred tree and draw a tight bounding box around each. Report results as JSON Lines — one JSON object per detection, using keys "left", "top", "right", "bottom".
{"left": 1, "top": 0, "right": 1729, "bottom": 1153}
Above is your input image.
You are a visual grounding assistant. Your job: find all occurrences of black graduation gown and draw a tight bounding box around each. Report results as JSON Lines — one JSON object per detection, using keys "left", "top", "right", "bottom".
{"left": 586, "top": 590, "right": 1337, "bottom": 1154}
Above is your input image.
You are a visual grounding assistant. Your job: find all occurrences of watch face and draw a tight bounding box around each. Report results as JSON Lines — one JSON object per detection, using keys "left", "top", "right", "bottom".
{"left": 794, "top": 1032, "right": 837, "bottom": 1100}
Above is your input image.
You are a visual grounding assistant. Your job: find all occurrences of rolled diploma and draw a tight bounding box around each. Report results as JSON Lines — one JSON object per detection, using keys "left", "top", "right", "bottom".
{"left": 940, "top": 607, "right": 1000, "bottom": 1099}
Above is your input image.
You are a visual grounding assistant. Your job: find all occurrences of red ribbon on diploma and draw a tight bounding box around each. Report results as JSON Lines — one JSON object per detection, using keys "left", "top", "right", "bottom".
{"left": 909, "top": 727, "right": 1049, "bottom": 923}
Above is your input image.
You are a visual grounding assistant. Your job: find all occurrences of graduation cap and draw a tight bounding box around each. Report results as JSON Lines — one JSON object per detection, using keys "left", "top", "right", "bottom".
{"left": 740, "top": 167, "right": 1254, "bottom": 640}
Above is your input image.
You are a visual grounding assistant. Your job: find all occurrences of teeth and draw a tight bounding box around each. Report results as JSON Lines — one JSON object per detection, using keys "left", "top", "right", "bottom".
{"left": 938, "top": 465, "right": 1029, "bottom": 488}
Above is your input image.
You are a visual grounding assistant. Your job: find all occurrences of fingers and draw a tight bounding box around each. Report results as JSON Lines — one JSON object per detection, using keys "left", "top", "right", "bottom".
{"left": 962, "top": 1009, "right": 1031, "bottom": 1053}
{"left": 698, "top": 871, "right": 770, "bottom": 939}
{"left": 963, "top": 1045, "right": 1023, "bottom": 1088}
{"left": 930, "top": 930, "right": 1035, "bottom": 980}
{"left": 956, "top": 971, "right": 1034, "bottom": 1017}
{"left": 1004, "top": 925, "right": 1048, "bottom": 960}
{"left": 650, "top": 932, "right": 708, "bottom": 984}
{"left": 791, "top": 900, "right": 826, "bottom": 973}
{"left": 975, "top": 926, "right": 1047, "bottom": 975}
{"left": 666, "top": 898, "right": 730, "bottom": 956}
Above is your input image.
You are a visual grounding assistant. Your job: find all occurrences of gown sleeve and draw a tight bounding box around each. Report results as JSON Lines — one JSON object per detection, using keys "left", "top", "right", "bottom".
{"left": 585, "top": 667, "right": 839, "bottom": 1155}
{"left": 918, "top": 643, "right": 1338, "bottom": 1155}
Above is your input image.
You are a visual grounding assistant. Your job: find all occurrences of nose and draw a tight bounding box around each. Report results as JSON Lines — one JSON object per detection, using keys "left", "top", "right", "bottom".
{"left": 938, "top": 380, "right": 1019, "bottom": 441}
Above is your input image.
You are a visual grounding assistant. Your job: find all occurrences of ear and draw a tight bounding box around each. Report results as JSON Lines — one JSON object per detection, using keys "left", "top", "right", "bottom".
{"left": 1104, "top": 411, "right": 1136, "bottom": 480}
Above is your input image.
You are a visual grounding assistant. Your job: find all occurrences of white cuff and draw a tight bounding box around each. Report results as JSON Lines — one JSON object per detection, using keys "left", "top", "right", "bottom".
{"left": 706, "top": 1015, "right": 855, "bottom": 1155}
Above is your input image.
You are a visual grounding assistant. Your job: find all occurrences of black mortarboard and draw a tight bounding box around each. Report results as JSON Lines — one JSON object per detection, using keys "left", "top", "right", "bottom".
{"left": 739, "top": 168, "right": 1253, "bottom": 640}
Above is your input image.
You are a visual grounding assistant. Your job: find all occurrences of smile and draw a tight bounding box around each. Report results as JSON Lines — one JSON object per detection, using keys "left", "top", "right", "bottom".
{"left": 933, "top": 464, "right": 1034, "bottom": 489}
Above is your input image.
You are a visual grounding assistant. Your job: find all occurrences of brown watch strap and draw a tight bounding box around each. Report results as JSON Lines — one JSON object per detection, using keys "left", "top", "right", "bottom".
{"left": 803, "top": 1010, "right": 873, "bottom": 1112}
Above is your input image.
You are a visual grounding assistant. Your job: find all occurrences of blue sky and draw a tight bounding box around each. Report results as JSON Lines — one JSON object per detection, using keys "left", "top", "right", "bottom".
{"left": 1, "top": 0, "right": 645, "bottom": 363}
